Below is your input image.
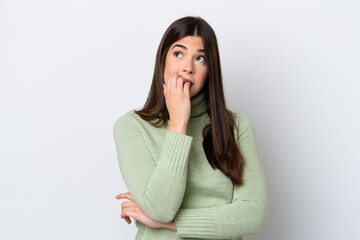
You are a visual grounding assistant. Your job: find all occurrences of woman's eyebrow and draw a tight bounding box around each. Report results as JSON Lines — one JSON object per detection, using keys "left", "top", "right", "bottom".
{"left": 172, "top": 44, "right": 205, "bottom": 53}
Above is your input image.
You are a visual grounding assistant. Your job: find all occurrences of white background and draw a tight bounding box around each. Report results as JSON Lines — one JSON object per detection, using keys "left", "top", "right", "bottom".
{"left": 1, "top": 0, "right": 359, "bottom": 239}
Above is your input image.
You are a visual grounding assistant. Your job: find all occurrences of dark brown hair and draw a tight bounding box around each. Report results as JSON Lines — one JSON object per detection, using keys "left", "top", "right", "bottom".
{"left": 134, "top": 16, "right": 245, "bottom": 187}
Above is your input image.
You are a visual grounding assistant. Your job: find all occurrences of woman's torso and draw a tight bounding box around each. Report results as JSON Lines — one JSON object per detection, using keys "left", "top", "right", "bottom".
{"left": 127, "top": 112, "right": 241, "bottom": 240}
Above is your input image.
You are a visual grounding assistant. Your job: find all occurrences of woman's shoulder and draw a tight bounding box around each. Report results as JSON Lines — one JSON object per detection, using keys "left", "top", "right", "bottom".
{"left": 232, "top": 111, "right": 254, "bottom": 125}
{"left": 113, "top": 110, "right": 140, "bottom": 131}
{"left": 113, "top": 110, "right": 157, "bottom": 132}
{"left": 231, "top": 111, "right": 257, "bottom": 136}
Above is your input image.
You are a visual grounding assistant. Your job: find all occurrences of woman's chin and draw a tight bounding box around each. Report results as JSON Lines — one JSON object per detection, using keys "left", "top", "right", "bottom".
{"left": 190, "top": 89, "right": 199, "bottom": 98}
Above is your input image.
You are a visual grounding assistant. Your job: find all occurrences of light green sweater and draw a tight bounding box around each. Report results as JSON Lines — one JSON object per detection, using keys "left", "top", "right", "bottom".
{"left": 113, "top": 89, "right": 268, "bottom": 240}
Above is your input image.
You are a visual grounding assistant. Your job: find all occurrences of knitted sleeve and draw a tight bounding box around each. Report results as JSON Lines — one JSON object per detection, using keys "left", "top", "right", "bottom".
{"left": 113, "top": 113, "right": 193, "bottom": 223}
{"left": 173, "top": 115, "right": 268, "bottom": 239}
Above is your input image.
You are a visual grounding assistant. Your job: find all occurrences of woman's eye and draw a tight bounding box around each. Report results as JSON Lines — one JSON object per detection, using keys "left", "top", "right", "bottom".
{"left": 197, "top": 56, "right": 206, "bottom": 63}
{"left": 174, "top": 52, "right": 183, "bottom": 58}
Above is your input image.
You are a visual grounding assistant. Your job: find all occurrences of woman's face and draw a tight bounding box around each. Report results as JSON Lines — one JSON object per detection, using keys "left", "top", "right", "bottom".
{"left": 164, "top": 36, "right": 208, "bottom": 98}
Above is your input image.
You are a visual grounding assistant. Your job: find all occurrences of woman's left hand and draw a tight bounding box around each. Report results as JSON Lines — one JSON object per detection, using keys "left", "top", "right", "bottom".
{"left": 115, "top": 192, "right": 162, "bottom": 229}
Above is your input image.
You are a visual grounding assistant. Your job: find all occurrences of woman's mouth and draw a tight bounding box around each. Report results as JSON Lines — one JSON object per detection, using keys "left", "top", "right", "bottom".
{"left": 185, "top": 79, "right": 193, "bottom": 86}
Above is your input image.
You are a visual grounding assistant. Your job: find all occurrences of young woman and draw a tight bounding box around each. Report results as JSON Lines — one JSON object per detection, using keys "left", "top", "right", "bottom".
{"left": 113, "top": 16, "right": 268, "bottom": 239}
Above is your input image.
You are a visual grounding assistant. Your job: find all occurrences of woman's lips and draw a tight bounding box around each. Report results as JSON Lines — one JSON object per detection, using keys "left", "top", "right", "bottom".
{"left": 177, "top": 75, "right": 193, "bottom": 86}
{"left": 184, "top": 79, "right": 193, "bottom": 86}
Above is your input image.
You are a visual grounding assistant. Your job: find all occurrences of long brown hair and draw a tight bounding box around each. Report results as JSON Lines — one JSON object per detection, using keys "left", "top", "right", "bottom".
{"left": 134, "top": 16, "right": 245, "bottom": 187}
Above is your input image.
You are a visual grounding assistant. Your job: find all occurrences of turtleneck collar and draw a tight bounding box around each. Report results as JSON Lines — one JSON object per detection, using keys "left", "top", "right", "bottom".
{"left": 190, "top": 89, "right": 207, "bottom": 118}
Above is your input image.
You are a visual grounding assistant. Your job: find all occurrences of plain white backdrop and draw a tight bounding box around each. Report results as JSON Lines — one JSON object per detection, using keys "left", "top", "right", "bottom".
{"left": 1, "top": 0, "right": 359, "bottom": 239}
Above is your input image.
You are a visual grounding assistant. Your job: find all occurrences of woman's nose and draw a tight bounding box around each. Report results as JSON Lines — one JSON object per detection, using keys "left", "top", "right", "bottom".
{"left": 183, "top": 59, "right": 194, "bottom": 74}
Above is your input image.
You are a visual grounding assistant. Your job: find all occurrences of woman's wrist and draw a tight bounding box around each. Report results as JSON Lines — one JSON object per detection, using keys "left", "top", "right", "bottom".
{"left": 168, "top": 119, "right": 187, "bottom": 135}
{"left": 168, "top": 127, "right": 186, "bottom": 135}
{"left": 168, "top": 123, "right": 187, "bottom": 135}
{"left": 157, "top": 220, "right": 177, "bottom": 231}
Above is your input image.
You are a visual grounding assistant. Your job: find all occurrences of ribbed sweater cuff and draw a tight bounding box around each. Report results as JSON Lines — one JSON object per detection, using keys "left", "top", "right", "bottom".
{"left": 156, "top": 131, "right": 193, "bottom": 177}
{"left": 174, "top": 208, "right": 215, "bottom": 238}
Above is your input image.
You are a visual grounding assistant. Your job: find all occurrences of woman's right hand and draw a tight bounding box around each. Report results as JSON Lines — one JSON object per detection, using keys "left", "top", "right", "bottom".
{"left": 163, "top": 74, "right": 191, "bottom": 135}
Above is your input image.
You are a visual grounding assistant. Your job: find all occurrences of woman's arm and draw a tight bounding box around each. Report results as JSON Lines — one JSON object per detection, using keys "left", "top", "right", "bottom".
{"left": 115, "top": 191, "right": 178, "bottom": 230}
{"left": 113, "top": 113, "right": 193, "bottom": 223}
{"left": 169, "top": 115, "right": 268, "bottom": 239}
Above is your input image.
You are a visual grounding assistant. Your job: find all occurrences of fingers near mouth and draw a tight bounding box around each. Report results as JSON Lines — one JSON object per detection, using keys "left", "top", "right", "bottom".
{"left": 184, "top": 80, "right": 193, "bottom": 86}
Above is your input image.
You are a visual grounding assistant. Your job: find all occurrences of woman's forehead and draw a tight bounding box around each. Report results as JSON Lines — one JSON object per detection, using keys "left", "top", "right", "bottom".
{"left": 171, "top": 36, "right": 204, "bottom": 49}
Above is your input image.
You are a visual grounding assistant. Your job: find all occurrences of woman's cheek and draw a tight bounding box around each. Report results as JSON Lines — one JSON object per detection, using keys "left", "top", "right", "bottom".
{"left": 163, "top": 71, "right": 170, "bottom": 84}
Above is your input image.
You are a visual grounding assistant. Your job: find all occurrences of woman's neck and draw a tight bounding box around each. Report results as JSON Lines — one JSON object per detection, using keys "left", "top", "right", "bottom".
{"left": 190, "top": 89, "right": 207, "bottom": 118}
